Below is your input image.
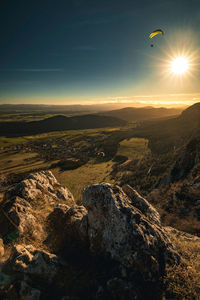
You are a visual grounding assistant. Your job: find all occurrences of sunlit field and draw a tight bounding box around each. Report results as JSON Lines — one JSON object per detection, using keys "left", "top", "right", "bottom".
{"left": 117, "top": 137, "right": 150, "bottom": 160}
{"left": 0, "top": 127, "right": 122, "bottom": 148}
{"left": 0, "top": 151, "right": 55, "bottom": 175}
{"left": 52, "top": 161, "right": 115, "bottom": 203}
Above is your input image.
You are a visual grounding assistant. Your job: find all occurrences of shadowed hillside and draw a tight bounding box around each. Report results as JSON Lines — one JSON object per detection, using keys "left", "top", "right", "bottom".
{"left": 0, "top": 114, "right": 127, "bottom": 137}
{"left": 134, "top": 102, "right": 200, "bottom": 153}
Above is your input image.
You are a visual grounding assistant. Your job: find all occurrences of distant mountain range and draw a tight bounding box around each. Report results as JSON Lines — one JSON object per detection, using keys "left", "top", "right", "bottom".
{"left": 0, "top": 114, "right": 127, "bottom": 137}
{"left": 0, "top": 103, "right": 157, "bottom": 114}
{"left": 0, "top": 104, "right": 185, "bottom": 115}
{"left": 99, "top": 106, "right": 183, "bottom": 122}
{"left": 1, "top": 103, "right": 199, "bottom": 145}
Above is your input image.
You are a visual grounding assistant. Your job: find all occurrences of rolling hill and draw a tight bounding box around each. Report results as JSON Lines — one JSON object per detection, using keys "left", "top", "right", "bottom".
{"left": 134, "top": 102, "right": 200, "bottom": 153}
{"left": 99, "top": 106, "right": 183, "bottom": 122}
{"left": 0, "top": 114, "right": 127, "bottom": 137}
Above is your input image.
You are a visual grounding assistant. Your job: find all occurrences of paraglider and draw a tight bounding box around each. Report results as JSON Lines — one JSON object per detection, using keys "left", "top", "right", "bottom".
{"left": 149, "top": 29, "right": 164, "bottom": 39}
{"left": 97, "top": 152, "right": 105, "bottom": 158}
{"left": 149, "top": 29, "right": 164, "bottom": 47}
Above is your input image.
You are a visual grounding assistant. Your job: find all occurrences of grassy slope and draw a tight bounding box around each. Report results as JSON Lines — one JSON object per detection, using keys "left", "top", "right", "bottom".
{"left": 52, "top": 138, "right": 150, "bottom": 202}
{"left": 164, "top": 229, "right": 200, "bottom": 298}
{"left": 52, "top": 161, "right": 115, "bottom": 203}
{"left": 0, "top": 127, "right": 122, "bottom": 148}
{"left": 117, "top": 137, "right": 150, "bottom": 160}
{"left": 0, "top": 151, "right": 56, "bottom": 175}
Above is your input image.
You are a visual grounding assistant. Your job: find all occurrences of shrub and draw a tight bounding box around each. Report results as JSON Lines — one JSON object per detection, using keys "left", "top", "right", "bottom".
{"left": 112, "top": 155, "right": 128, "bottom": 163}
{"left": 55, "top": 158, "right": 84, "bottom": 170}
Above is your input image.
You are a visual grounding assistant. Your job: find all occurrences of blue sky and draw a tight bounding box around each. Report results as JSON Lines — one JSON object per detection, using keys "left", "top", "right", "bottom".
{"left": 1, "top": 0, "right": 200, "bottom": 106}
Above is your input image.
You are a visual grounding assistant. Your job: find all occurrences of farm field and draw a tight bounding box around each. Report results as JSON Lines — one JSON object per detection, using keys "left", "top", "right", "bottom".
{"left": 0, "top": 151, "right": 56, "bottom": 175}
{"left": 0, "top": 123, "right": 152, "bottom": 202}
{"left": 0, "top": 126, "right": 123, "bottom": 148}
{"left": 116, "top": 137, "right": 150, "bottom": 160}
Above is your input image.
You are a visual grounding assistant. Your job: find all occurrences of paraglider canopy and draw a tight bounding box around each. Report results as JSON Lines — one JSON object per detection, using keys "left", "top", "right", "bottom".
{"left": 149, "top": 29, "right": 164, "bottom": 39}
{"left": 97, "top": 152, "right": 105, "bottom": 158}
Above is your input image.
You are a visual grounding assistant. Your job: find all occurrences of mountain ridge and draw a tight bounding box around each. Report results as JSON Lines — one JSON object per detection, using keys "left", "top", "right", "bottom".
{"left": 134, "top": 102, "right": 200, "bottom": 153}
{"left": 99, "top": 106, "right": 183, "bottom": 122}
{"left": 0, "top": 114, "right": 127, "bottom": 137}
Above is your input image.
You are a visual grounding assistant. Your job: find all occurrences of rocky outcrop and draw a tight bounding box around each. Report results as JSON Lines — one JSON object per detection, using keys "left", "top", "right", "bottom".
{"left": 83, "top": 183, "right": 179, "bottom": 281}
{"left": 0, "top": 172, "right": 181, "bottom": 299}
{"left": 1, "top": 171, "right": 74, "bottom": 239}
{"left": 122, "top": 184, "right": 161, "bottom": 225}
{"left": 4, "top": 244, "right": 59, "bottom": 300}
{"left": 13, "top": 244, "right": 58, "bottom": 282}
{"left": 4, "top": 171, "right": 74, "bottom": 204}
{"left": 19, "top": 281, "right": 41, "bottom": 300}
{"left": 47, "top": 204, "right": 88, "bottom": 253}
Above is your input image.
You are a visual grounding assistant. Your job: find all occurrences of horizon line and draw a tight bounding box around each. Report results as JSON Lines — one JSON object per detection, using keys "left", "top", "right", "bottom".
{"left": 0, "top": 101, "right": 194, "bottom": 108}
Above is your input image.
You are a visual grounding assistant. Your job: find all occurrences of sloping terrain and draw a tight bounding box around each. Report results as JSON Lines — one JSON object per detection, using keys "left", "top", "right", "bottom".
{"left": 0, "top": 103, "right": 200, "bottom": 299}
{"left": 0, "top": 114, "right": 127, "bottom": 137}
{"left": 165, "top": 136, "right": 200, "bottom": 183}
{"left": 1, "top": 171, "right": 199, "bottom": 299}
{"left": 134, "top": 102, "right": 200, "bottom": 153}
{"left": 99, "top": 106, "right": 182, "bottom": 122}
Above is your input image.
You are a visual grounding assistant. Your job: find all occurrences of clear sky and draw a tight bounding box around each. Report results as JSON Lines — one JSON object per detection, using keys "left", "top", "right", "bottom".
{"left": 1, "top": 0, "right": 200, "bottom": 106}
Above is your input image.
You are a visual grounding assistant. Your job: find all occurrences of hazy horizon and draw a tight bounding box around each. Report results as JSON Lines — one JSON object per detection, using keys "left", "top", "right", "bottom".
{"left": 0, "top": 96, "right": 197, "bottom": 108}
{"left": 0, "top": 100, "right": 190, "bottom": 110}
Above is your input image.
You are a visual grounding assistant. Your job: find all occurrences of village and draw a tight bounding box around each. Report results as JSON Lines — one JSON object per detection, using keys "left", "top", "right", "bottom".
{"left": 0, "top": 132, "right": 111, "bottom": 164}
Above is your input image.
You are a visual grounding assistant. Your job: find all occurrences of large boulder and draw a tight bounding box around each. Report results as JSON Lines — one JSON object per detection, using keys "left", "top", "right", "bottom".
{"left": 1, "top": 195, "right": 43, "bottom": 240}
{"left": 13, "top": 244, "right": 58, "bottom": 282}
{"left": 47, "top": 204, "right": 88, "bottom": 253}
{"left": 1, "top": 171, "right": 74, "bottom": 240}
{"left": 83, "top": 183, "right": 179, "bottom": 281}
{"left": 122, "top": 184, "right": 161, "bottom": 226}
{"left": 19, "top": 281, "right": 41, "bottom": 300}
{"left": 4, "top": 171, "right": 74, "bottom": 205}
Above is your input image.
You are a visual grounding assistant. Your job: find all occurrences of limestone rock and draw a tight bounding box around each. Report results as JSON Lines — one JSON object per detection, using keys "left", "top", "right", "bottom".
{"left": 19, "top": 281, "right": 41, "bottom": 300}
{"left": 13, "top": 244, "right": 58, "bottom": 282}
{"left": 122, "top": 184, "right": 161, "bottom": 225}
{"left": 1, "top": 171, "right": 74, "bottom": 239}
{"left": 3, "top": 196, "right": 42, "bottom": 239}
{"left": 83, "top": 183, "right": 179, "bottom": 281}
{"left": 65, "top": 205, "right": 88, "bottom": 241}
{"left": 0, "top": 171, "right": 183, "bottom": 298}
{"left": 47, "top": 204, "right": 88, "bottom": 252}
{"left": 4, "top": 171, "right": 74, "bottom": 205}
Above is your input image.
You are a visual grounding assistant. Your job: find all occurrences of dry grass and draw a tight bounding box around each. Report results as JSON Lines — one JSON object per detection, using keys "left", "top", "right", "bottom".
{"left": 164, "top": 231, "right": 200, "bottom": 299}
{"left": 117, "top": 137, "right": 150, "bottom": 160}
{"left": 52, "top": 161, "right": 115, "bottom": 203}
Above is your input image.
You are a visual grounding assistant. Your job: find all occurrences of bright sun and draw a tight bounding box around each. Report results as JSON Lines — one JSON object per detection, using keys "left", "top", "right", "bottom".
{"left": 170, "top": 56, "right": 189, "bottom": 75}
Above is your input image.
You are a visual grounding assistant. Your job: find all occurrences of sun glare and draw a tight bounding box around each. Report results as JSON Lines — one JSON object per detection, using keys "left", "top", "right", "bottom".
{"left": 171, "top": 56, "right": 189, "bottom": 74}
